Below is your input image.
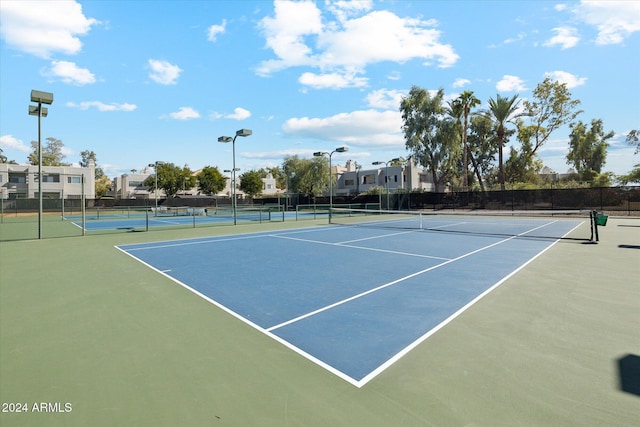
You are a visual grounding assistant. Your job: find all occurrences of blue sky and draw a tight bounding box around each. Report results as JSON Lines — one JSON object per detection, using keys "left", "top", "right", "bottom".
{"left": 1, "top": 0, "right": 639, "bottom": 179}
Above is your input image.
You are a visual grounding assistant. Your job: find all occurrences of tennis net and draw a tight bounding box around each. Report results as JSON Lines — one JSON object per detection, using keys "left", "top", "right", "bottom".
{"left": 329, "top": 208, "right": 602, "bottom": 242}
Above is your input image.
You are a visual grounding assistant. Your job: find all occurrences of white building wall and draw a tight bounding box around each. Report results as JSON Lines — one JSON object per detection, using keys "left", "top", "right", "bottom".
{"left": 0, "top": 161, "right": 96, "bottom": 199}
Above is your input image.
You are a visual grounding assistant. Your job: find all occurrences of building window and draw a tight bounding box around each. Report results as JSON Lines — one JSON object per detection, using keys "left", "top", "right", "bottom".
{"left": 67, "top": 176, "right": 82, "bottom": 184}
{"left": 42, "top": 174, "right": 60, "bottom": 183}
{"left": 8, "top": 173, "right": 26, "bottom": 183}
{"left": 363, "top": 174, "right": 376, "bottom": 184}
{"left": 345, "top": 179, "right": 355, "bottom": 186}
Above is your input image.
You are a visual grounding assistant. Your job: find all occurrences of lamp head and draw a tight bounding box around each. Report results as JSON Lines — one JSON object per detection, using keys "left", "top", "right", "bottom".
{"left": 335, "top": 146, "right": 348, "bottom": 153}
{"left": 236, "top": 129, "right": 252, "bottom": 137}
{"left": 372, "top": 161, "right": 383, "bottom": 165}
{"left": 28, "top": 106, "right": 48, "bottom": 117}
{"left": 313, "top": 152, "right": 325, "bottom": 157}
{"left": 218, "top": 136, "right": 233, "bottom": 143}
{"left": 30, "top": 90, "right": 54, "bottom": 105}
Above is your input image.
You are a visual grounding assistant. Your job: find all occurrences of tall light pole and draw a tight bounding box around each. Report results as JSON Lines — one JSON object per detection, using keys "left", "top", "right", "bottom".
{"left": 314, "top": 146, "right": 348, "bottom": 220}
{"left": 372, "top": 158, "right": 401, "bottom": 210}
{"left": 29, "top": 90, "right": 54, "bottom": 239}
{"left": 148, "top": 161, "right": 164, "bottom": 214}
{"left": 218, "top": 129, "right": 252, "bottom": 225}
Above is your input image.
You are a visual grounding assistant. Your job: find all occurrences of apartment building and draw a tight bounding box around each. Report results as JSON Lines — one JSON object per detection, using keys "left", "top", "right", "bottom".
{"left": 0, "top": 161, "right": 96, "bottom": 199}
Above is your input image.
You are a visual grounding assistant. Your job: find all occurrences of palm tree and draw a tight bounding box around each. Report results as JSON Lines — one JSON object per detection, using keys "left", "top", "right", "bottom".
{"left": 459, "top": 91, "right": 481, "bottom": 189}
{"left": 485, "top": 94, "right": 523, "bottom": 190}
{"left": 448, "top": 93, "right": 485, "bottom": 193}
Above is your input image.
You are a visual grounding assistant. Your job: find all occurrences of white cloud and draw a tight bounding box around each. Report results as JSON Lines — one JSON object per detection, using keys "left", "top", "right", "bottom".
{"left": 282, "top": 109, "right": 403, "bottom": 147}
{"left": 365, "top": 89, "right": 407, "bottom": 110}
{"left": 226, "top": 107, "right": 251, "bottom": 120}
{"left": 207, "top": 20, "right": 226, "bottom": 42}
{"left": 452, "top": 78, "right": 471, "bottom": 88}
{"left": 544, "top": 26, "right": 580, "bottom": 49}
{"left": 0, "top": 0, "right": 98, "bottom": 58}
{"left": 496, "top": 75, "right": 527, "bottom": 92}
{"left": 45, "top": 61, "right": 96, "bottom": 85}
{"left": 66, "top": 101, "right": 137, "bottom": 112}
{"left": 326, "top": 0, "right": 373, "bottom": 23}
{"left": 544, "top": 70, "right": 587, "bottom": 88}
{"left": 298, "top": 72, "right": 368, "bottom": 89}
{"left": 209, "top": 107, "right": 252, "bottom": 120}
{"left": 167, "top": 107, "right": 200, "bottom": 120}
{"left": 572, "top": 0, "right": 640, "bottom": 45}
{"left": 148, "top": 59, "right": 182, "bottom": 85}
{"left": 256, "top": 0, "right": 323, "bottom": 75}
{"left": 257, "top": 2, "right": 459, "bottom": 89}
{"left": 0, "top": 135, "right": 30, "bottom": 152}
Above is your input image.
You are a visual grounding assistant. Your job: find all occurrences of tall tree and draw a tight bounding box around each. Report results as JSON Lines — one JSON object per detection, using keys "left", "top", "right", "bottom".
{"left": 485, "top": 94, "right": 523, "bottom": 190}
{"left": 238, "top": 170, "right": 264, "bottom": 198}
{"left": 626, "top": 129, "right": 639, "bottom": 154}
{"left": 400, "top": 86, "right": 461, "bottom": 192}
{"left": 197, "top": 166, "right": 226, "bottom": 195}
{"left": 519, "top": 77, "right": 582, "bottom": 160}
{"left": 80, "top": 150, "right": 111, "bottom": 197}
{"left": 467, "top": 114, "right": 500, "bottom": 189}
{"left": 566, "top": 119, "right": 614, "bottom": 180}
{"left": 143, "top": 162, "right": 194, "bottom": 197}
{"left": 79, "top": 150, "right": 97, "bottom": 167}
{"left": 282, "top": 155, "right": 328, "bottom": 197}
{"left": 458, "top": 91, "right": 481, "bottom": 189}
{"left": 28, "top": 137, "right": 70, "bottom": 166}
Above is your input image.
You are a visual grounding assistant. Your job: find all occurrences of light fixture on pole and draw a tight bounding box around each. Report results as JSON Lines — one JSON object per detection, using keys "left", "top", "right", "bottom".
{"left": 29, "top": 90, "right": 54, "bottom": 239}
{"left": 218, "top": 129, "right": 252, "bottom": 225}
{"left": 148, "top": 161, "right": 164, "bottom": 214}
{"left": 373, "top": 158, "right": 402, "bottom": 210}
{"left": 314, "top": 146, "right": 348, "bottom": 220}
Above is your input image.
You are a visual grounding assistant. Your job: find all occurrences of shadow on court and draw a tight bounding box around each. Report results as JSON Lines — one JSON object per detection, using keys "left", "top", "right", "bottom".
{"left": 618, "top": 354, "right": 640, "bottom": 397}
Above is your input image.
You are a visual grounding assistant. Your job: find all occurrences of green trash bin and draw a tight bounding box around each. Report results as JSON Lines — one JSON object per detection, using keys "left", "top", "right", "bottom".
{"left": 596, "top": 213, "right": 608, "bottom": 226}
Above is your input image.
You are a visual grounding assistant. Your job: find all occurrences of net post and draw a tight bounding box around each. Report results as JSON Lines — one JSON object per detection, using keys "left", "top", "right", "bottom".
{"left": 589, "top": 210, "right": 599, "bottom": 243}
{"left": 81, "top": 174, "right": 86, "bottom": 236}
{"left": 145, "top": 208, "right": 149, "bottom": 232}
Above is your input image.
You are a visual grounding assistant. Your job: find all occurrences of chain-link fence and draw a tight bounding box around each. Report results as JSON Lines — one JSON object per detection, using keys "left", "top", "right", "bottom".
{"left": 1, "top": 186, "right": 638, "bottom": 241}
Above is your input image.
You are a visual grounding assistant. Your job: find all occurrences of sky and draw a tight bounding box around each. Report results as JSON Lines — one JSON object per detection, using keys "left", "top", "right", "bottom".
{"left": 1, "top": 0, "right": 639, "bottom": 180}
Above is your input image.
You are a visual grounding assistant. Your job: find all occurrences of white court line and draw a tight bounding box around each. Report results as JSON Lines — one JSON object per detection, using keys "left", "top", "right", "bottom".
{"left": 124, "top": 233, "right": 270, "bottom": 251}
{"left": 338, "top": 229, "right": 417, "bottom": 244}
{"left": 116, "top": 219, "right": 582, "bottom": 388}
{"left": 267, "top": 219, "right": 564, "bottom": 334}
{"left": 266, "top": 232, "right": 524, "bottom": 333}
{"left": 271, "top": 234, "right": 451, "bottom": 261}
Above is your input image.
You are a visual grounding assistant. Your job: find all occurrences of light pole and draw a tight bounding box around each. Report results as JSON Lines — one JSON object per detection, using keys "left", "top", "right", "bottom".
{"left": 148, "top": 161, "right": 164, "bottom": 214}
{"left": 29, "top": 90, "right": 54, "bottom": 239}
{"left": 218, "top": 129, "right": 252, "bottom": 225}
{"left": 372, "top": 158, "right": 401, "bottom": 210}
{"left": 314, "top": 146, "right": 348, "bottom": 220}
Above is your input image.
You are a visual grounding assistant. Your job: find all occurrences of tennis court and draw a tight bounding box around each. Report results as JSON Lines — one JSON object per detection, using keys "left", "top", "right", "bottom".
{"left": 1, "top": 210, "right": 638, "bottom": 426}
{"left": 116, "top": 211, "right": 589, "bottom": 386}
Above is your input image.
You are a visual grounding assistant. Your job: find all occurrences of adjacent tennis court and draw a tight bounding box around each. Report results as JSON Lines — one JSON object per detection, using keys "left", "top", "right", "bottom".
{"left": 116, "top": 211, "right": 587, "bottom": 386}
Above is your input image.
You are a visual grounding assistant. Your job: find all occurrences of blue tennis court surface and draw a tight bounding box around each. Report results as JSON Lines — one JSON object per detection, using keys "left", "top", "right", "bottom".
{"left": 116, "top": 217, "right": 583, "bottom": 387}
{"left": 72, "top": 210, "right": 310, "bottom": 231}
